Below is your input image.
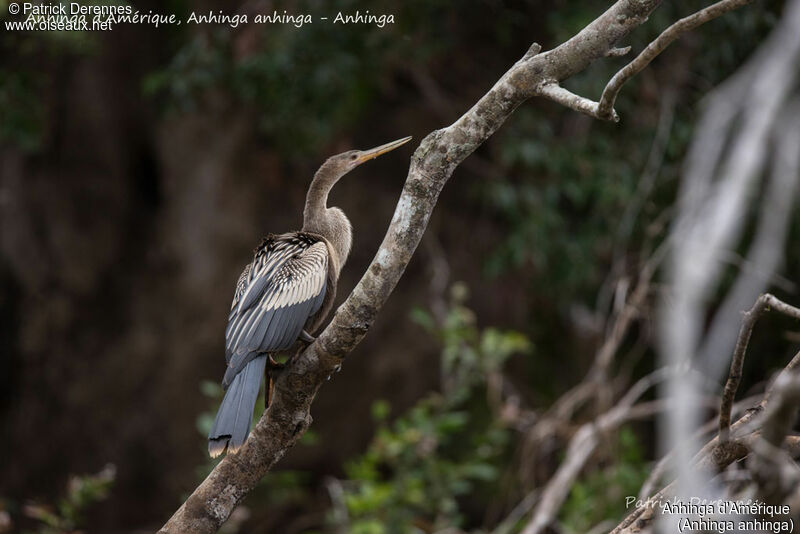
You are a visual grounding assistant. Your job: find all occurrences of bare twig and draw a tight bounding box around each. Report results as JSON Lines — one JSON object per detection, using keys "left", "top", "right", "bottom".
{"left": 535, "top": 0, "right": 755, "bottom": 120}
{"left": 612, "top": 429, "right": 781, "bottom": 534}
{"left": 764, "top": 349, "right": 800, "bottom": 404}
{"left": 324, "top": 477, "right": 350, "bottom": 532}
{"left": 521, "top": 371, "right": 670, "bottom": 534}
{"left": 638, "top": 394, "right": 762, "bottom": 500}
{"left": 594, "top": 246, "right": 663, "bottom": 380}
{"left": 695, "top": 349, "right": 800, "bottom": 474}
{"left": 492, "top": 489, "right": 540, "bottom": 534}
{"left": 538, "top": 83, "right": 620, "bottom": 122}
{"left": 719, "top": 294, "right": 800, "bottom": 442}
{"left": 597, "top": 0, "right": 757, "bottom": 120}
{"left": 518, "top": 248, "right": 659, "bottom": 492}
{"left": 758, "top": 371, "right": 800, "bottom": 449}
{"left": 613, "top": 345, "right": 800, "bottom": 534}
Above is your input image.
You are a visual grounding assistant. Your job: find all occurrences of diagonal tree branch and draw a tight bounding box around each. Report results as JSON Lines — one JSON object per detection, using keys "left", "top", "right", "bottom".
{"left": 157, "top": 0, "right": 764, "bottom": 531}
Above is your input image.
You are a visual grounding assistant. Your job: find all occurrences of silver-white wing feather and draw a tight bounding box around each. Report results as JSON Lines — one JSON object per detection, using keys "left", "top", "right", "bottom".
{"left": 222, "top": 235, "right": 328, "bottom": 387}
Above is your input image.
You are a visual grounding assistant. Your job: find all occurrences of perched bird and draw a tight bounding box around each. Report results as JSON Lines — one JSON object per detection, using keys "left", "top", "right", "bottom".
{"left": 208, "top": 136, "right": 413, "bottom": 457}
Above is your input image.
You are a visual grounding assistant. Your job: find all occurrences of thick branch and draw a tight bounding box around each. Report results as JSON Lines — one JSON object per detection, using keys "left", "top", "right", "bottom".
{"left": 159, "top": 2, "right": 670, "bottom": 532}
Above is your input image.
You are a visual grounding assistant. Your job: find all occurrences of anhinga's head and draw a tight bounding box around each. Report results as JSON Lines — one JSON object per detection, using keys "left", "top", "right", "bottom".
{"left": 304, "top": 135, "right": 413, "bottom": 271}
{"left": 320, "top": 136, "right": 413, "bottom": 179}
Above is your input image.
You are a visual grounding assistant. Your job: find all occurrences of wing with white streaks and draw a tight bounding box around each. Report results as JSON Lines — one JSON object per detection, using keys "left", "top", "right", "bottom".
{"left": 222, "top": 235, "right": 328, "bottom": 387}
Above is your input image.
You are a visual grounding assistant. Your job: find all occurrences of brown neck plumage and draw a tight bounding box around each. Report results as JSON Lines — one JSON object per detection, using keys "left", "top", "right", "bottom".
{"left": 303, "top": 163, "right": 337, "bottom": 231}
{"left": 302, "top": 162, "right": 353, "bottom": 274}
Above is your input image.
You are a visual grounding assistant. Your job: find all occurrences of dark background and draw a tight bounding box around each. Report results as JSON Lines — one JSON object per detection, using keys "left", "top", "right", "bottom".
{"left": 0, "top": 0, "right": 794, "bottom": 532}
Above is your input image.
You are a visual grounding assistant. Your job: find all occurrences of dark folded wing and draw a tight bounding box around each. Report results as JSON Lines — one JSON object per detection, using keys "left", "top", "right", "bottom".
{"left": 222, "top": 237, "right": 328, "bottom": 386}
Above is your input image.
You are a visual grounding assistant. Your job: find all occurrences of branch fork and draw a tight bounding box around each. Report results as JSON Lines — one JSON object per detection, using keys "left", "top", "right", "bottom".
{"left": 537, "top": 0, "right": 757, "bottom": 122}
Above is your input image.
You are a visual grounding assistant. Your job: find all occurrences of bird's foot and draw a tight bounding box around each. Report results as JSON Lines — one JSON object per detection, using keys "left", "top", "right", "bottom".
{"left": 265, "top": 355, "right": 285, "bottom": 409}
{"left": 299, "top": 329, "right": 316, "bottom": 344}
{"left": 267, "top": 354, "right": 286, "bottom": 371}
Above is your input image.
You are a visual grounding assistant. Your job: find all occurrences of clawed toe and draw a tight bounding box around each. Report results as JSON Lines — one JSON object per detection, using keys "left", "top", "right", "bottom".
{"left": 299, "top": 329, "right": 316, "bottom": 343}
{"left": 267, "top": 355, "right": 285, "bottom": 370}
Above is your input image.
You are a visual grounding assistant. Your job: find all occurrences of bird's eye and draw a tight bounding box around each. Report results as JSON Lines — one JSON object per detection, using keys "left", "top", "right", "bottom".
{"left": 350, "top": 154, "right": 358, "bottom": 161}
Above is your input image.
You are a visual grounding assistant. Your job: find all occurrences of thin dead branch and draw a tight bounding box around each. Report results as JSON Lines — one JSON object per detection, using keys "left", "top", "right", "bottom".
{"left": 719, "top": 294, "right": 800, "bottom": 442}
{"left": 521, "top": 371, "right": 670, "bottom": 534}
{"left": 611, "top": 338, "right": 800, "bottom": 534}
{"left": 597, "top": 0, "right": 756, "bottom": 120}
{"left": 539, "top": 83, "right": 620, "bottom": 122}
{"left": 638, "top": 394, "right": 762, "bottom": 500}
{"left": 535, "top": 0, "right": 756, "bottom": 121}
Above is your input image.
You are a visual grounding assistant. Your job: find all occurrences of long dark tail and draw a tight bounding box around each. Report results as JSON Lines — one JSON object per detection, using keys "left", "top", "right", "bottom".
{"left": 208, "top": 356, "right": 266, "bottom": 457}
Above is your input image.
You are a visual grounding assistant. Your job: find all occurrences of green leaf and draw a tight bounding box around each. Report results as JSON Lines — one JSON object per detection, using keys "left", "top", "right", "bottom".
{"left": 371, "top": 400, "right": 391, "bottom": 422}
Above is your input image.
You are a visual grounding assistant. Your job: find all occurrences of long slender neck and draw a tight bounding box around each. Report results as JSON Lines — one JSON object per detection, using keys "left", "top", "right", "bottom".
{"left": 302, "top": 164, "right": 353, "bottom": 275}
{"left": 302, "top": 164, "right": 339, "bottom": 231}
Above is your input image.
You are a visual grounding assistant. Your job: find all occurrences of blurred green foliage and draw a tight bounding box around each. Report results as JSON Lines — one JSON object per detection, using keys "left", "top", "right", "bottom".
{"left": 560, "top": 427, "right": 648, "bottom": 533}
{"left": 0, "top": 69, "right": 44, "bottom": 152}
{"left": 144, "top": 0, "right": 457, "bottom": 154}
{"left": 0, "top": 0, "right": 123, "bottom": 151}
{"left": 485, "top": 113, "right": 644, "bottom": 295}
{"left": 21, "top": 465, "right": 115, "bottom": 534}
{"left": 334, "top": 284, "right": 530, "bottom": 533}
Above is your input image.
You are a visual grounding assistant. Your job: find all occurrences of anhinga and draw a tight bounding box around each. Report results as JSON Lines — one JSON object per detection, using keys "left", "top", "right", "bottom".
{"left": 208, "top": 136, "right": 413, "bottom": 457}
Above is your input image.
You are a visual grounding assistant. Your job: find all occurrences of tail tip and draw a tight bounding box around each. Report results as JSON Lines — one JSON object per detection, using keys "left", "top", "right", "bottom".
{"left": 208, "top": 438, "right": 229, "bottom": 458}
{"left": 208, "top": 436, "right": 245, "bottom": 458}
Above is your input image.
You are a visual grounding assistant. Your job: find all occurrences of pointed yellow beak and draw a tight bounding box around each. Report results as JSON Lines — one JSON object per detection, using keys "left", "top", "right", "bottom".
{"left": 355, "top": 136, "right": 413, "bottom": 164}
